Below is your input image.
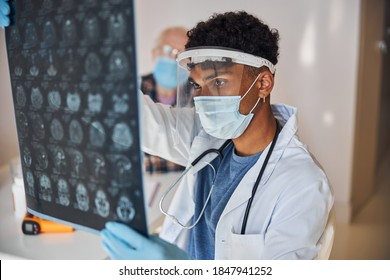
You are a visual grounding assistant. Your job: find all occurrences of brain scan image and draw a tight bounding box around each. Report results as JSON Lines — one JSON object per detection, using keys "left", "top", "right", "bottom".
{"left": 50, "top": 118, "right": 64, "bottom": 141}
{"left": 62, "top": 18, "right": 77, "bottom": 44}
{"left": 23, "top": 146, "right": 32, "bottom": 167}
{"left": 31, "top": 87, "right": 43, "bottom": 109}
{"left": 112, "top": 155, "right": 132, "bottom": 185}
{"left": 16, "top": 111, "right": 29, "bottom": 138}
{"left": 89, "top": 121, "right": 106, "bottom": 147}
{"left": 25, "top": 170, "right": 35, "bottom": 196}
{"left": 87, "top": 93, "right": 103, "bottom": 113}
{"left": 68, "top": 149, "right": 84, "bottom": 177}
{"left": 24, "top": 22, "right": 38, "bottom": 48}
{"left": 15, "top": 85, "right": 26, "bottom": 107}
{"left": 108, "top": 13, "right": 126, "bottom": 42}
{"left": 52, "top": 146, "right": 66, "bottom": 174}
{"left": 112, "top": 122, "right": 133, "bottom": 150}
{"left": 29, "top": 54, "right": 39, "bottom": 77}
{"left": 39, "top": 174, "right": 52, "bottom": 202}
{"left": 42, "top": 20, "right": 57, "bottom": 47}
{"left": 69, "top": 119, "right": 83, "bottom": 144}
{"left": 66, "top": 91, "right": 81, "bottom": 112}
{"left": 64, "top": 49, "right": 79, "bottom": 77}
{"left": 47, "top": 50, "right": 58, "bottom": 77}
{"left": 48, "top": 90, "right": 61, "bottom": 111}
{"left": 75, "top": 183, "right": 89, "bottom": 212}
{"left": 88, "top": 152, "right": 106, "bottom": 180}
{"left": 33, "top": 144, "right": 49, "bottom": 170}
{"left": 85, "top": 52, "right": 102, "bottom": 79}
{"left": 14, "top": 63, "right": 23, "bottom": 77}
{"left": 116, "top": 195, "right": 135, "bottom": 222}
{"left": 112, "top": 93, "right": 129, "bottom": 113}
{"left": 83, "top": 16, "right": 100, "bottom": 44}
{"left": 94, "top": 189, "right": 110, "bottom": 218}
{"left": 31, "top": 113, "right": 45, "bottom": 140}
{"left": 109, "top": 50, "right": 129, "bottom": 79}
{"left": 56, "top": 178, "right": 70, "bottom": 206}
{"left": 8, "top": 25, "right": 21, "bottom": 49}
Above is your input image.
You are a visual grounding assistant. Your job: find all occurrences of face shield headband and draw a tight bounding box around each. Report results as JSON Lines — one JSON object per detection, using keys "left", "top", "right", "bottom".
{"left": 176, "top": 48, "right": 276, "bottom": 74}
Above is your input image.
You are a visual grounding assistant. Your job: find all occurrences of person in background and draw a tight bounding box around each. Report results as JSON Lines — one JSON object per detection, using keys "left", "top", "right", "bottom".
{"left": 141, "top": 26, "right": 187, "bottom": 174}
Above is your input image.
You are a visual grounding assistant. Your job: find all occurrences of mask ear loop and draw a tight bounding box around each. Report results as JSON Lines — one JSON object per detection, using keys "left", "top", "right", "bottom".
{"left": 159, "top": 162, "right": 217, "bottom": 230}
{"left": 240, "top": 73, "right": 262, "bottom": 115}
{"left": 240, "top": 73, "right": 261, "bottom": 101}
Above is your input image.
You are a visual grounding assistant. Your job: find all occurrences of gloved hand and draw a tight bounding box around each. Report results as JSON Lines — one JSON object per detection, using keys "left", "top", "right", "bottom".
{"left": 0, "top": 0, "right": 10, "bottom": 29}
{"left": 101, "top": 222, "right": 191, "bottom": 260}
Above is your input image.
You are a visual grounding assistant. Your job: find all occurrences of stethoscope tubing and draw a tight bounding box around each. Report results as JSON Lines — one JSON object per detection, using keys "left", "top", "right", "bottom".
{"left": 158, "top": 140, "right": 231, "bottom": 229}
{"left": 240, "top": 119, "right": 280, "bottom": 234}
{"left": 159, "top": 119, "right": 280, "bottom": 234}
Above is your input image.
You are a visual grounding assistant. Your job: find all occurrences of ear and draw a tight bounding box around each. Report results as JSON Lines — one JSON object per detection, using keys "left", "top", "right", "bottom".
{"left": 257, "top": 70, "right": 274, "bottom": 99}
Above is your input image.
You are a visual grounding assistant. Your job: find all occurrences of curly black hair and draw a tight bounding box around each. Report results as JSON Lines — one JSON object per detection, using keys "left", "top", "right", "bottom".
{"left": 186, "top": 11, "right": 280, "bottom": 65}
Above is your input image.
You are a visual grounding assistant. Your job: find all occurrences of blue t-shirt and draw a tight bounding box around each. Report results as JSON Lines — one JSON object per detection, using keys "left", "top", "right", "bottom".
{"left": 188, "top": 142, "right": 262, "bottom": 259}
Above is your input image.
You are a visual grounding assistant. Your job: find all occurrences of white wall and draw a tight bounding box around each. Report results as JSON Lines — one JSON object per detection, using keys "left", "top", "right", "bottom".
{"left": 135, "top": 0, "right": 361, "bottom": 222}
{"left": 0, "top": 0, "right": 361, "bottom": 222}
{"left": 0, "top": 29, "right": 19, "bottom": 166}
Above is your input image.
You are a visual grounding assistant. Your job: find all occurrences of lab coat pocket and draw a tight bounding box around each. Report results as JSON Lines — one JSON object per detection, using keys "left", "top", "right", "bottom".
{"left": 226, "top": 230, "right": 265, "bottom": 259}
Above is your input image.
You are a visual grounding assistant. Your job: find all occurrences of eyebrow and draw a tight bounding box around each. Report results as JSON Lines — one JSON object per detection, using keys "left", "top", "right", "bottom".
{"left": 188, "top": 60, "right": 236, "bottom": 83}
{"left": 202, "top": 71, "right": 229, "bottom": 82}
{"left": 188, "top": 69, "right": 231, "bottom": 85}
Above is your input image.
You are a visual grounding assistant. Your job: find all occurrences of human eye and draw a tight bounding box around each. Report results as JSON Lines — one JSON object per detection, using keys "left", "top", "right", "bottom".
{"left": 215, "top": 79, "right": 226, "bottom": 87}
{"left": 189, "top": 80, "right": 201, "bottom": 90}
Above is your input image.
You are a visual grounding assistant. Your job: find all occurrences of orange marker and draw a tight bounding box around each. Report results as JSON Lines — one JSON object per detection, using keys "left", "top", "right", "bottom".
{"left": 22, "top": 212, "right": 74, "bottom": 235}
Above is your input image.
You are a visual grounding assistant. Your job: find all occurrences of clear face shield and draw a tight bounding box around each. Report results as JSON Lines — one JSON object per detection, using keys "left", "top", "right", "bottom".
{"left": 174, "top": 47, "right": 276, "bottom": 144}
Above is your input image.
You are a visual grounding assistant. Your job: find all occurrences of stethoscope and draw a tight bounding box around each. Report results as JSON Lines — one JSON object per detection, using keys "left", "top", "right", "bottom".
{"left": 159, "top": 119, "right": 281, "bottom": 234}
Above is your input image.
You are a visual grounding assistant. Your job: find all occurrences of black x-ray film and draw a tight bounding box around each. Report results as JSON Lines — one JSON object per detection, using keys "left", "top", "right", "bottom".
{"left": 5, "top": 0, "right": 148, "bottom": 235}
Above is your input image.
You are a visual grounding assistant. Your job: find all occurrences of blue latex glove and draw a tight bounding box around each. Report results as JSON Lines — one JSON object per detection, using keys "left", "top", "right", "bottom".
{"left": 101, "top": 222, "right": 191, "bottom": 260}
{"left": 0, "top": 0, "right": 10, "bottom": 28}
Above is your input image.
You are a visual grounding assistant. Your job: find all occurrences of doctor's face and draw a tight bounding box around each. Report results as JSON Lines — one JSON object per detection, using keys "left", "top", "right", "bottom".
{"left": 188, "top": 63, "right": 261, "bottom": 115}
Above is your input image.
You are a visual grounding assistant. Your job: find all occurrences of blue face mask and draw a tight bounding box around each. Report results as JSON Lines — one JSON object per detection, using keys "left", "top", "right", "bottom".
{"left": 194, "top": 74, "right": 261, "bottom": 139}
{"left": 152, "top": 57, "right": 178, "bottom": 89}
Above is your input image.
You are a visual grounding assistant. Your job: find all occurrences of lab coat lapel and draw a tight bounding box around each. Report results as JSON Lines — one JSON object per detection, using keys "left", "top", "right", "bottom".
{"left": 220, "top": 105, "right": 297, "bottom": 219}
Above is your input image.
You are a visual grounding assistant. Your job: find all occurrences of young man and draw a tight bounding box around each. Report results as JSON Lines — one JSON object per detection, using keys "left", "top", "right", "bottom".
{"left": 101, "top": 11, "right": 334, "bottom": 260}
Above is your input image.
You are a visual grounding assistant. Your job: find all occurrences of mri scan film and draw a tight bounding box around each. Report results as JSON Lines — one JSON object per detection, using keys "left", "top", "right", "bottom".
{"left": 5, "top": 0, "right": 147, "bottom": 235}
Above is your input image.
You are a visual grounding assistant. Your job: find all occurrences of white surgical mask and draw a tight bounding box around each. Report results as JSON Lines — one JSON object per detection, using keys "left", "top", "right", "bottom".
{"left": 194, "top": 75, "right": 261, "bottom": 139}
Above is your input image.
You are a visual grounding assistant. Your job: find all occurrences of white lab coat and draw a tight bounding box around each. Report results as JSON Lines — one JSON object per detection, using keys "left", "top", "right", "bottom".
{"left": 141, "top": 93, "right": 334, "bottom": 260}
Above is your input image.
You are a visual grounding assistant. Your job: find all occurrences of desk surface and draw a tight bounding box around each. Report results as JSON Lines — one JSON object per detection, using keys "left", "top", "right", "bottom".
{"left": 0, "top": 164, "right": 178, "bottom": 260}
